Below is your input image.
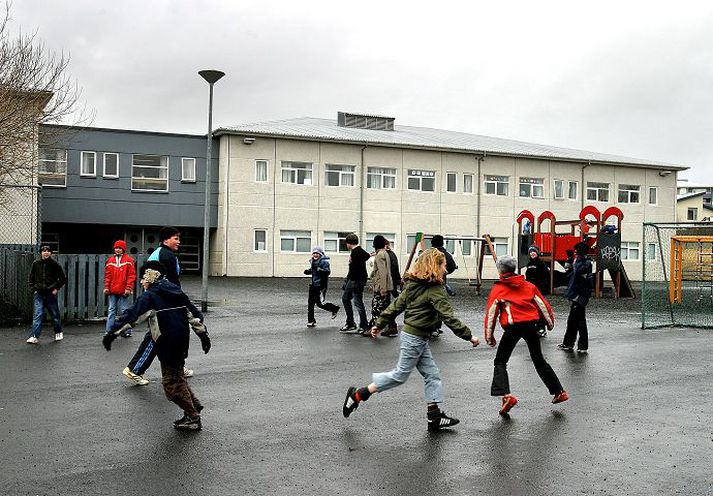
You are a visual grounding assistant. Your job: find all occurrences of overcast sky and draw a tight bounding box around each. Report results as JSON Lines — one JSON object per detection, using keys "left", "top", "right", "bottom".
{"left": 12, "top": 0, "right": 713, "bottom": 181}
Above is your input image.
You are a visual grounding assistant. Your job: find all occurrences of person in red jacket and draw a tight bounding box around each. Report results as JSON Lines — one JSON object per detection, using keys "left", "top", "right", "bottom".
{"left": 104, "top": 240, "right": 136, "bottom": 337}
{"left": 484, "top": 255, "right": 568, "bottom": 415}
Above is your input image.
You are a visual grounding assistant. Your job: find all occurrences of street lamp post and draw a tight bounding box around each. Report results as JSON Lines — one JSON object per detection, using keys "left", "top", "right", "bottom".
{"left": 198, "top": 69, "right": 225, "bottom": 312}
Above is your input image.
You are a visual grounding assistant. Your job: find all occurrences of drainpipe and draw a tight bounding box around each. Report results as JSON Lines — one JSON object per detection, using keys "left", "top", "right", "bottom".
{"left": 476, "top": 153, "right": 485, "bottom": 236}
{"left": 221, "top": 136, "right": 230, "bottom": 275}
{"left": 581, "top": 160, "right": 591, "bottom": 209}
{"left": 359, "top": 145, "right": 367, "bottom": 241}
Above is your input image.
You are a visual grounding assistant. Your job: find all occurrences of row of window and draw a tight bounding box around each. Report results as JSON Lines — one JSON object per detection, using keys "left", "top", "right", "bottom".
{"left": 256, "top": 161, "right": 660, "bottom": 204}
{"left": 254, "top": 229, "right": 655, "bottom": 262}
{"left": 38, "top": 148, "right": 198, "bottom": 192}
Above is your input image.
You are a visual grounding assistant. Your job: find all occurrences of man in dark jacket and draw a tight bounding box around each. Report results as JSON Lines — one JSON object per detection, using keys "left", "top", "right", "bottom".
{"left": 340, "top": 233, "right": 370, "bottom": 333}
{"left": 26, "top": 245, "right": 66, "bottom": 344}
{"left": 559, "top": 242, "right": 593, "bottom": 354}
{"left": 381, "top": 239, "right": 401, "bottom": 337}
{"left": 103, "top": 261, "right": 211, "bottom": 431}
{"left": 524, "top": 245, "right": 550, "bottom": 295}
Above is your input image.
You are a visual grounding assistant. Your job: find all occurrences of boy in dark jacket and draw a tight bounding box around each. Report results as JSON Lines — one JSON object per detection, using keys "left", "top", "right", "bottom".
{"left": 431, "top": 235, "right": 457, "bottom": 296}
{"left": 103, "top": 261, "right": 211, "bottom": 431}
{"left": 340, "top": 233, "right": 370, "bottom": 333}
{"left": 304, "top": 246, "right": 339, "bottom": 327}
{"left": 524, "top": 245, "right": 550, "bottom": 295}
{"left": 559, "top": 242, "right": 593, "bottom": 354}
{"left": 485, "top": 255, "right": 568, "bottom": 415}
{"left": 27, "top": 245, "right": 66, "bottom": 344}
{"left": 342, "top": 248, "right": 480, "bottom": 431}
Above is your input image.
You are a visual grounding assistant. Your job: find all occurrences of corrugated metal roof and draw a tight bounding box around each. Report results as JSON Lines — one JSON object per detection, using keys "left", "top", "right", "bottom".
{"left": 215, "top": 116, "right": 687, "bottom": 170}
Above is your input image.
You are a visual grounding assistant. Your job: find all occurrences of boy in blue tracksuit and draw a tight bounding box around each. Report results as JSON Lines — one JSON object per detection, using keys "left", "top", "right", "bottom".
{"left": 304, "top": 246, "right": 340, "bottom": 327}
{"left": 103, "top": 261, "right": 211, "bottom": 431}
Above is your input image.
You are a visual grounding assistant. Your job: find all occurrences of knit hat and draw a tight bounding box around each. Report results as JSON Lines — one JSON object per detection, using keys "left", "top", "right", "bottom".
{"left": 311, "top": 246, "right": 325, "bottom": 257}
{"left": 113, "top": 240, "right": 127, "bottom": 251}
{"left": 159, "top": 226, "right": 180, "bottom": 242}
{"left": 372, "top": 235, "right": 386, "bottom": 250}
{"left": 528, "top": 245, "right": 541, "bottom": 256}
{"left": 496, "top": 255, "right": 517, "bottom": 274}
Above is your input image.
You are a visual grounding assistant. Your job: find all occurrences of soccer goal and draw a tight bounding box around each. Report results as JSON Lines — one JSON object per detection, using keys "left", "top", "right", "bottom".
{"left": 642, "top": 222, "right": 713, "bottom": 329}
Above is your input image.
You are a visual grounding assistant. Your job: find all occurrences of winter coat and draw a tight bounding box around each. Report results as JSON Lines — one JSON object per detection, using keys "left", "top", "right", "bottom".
{"left": 29, "top": 257, "right": 66, "bottom": 294}
{"left": 306, "top": 255, "right": 331, "bottom": 289}
{"left": 147, "top": 245, "right": 181, "bottom": 286}
{"left": 104, "top": 254, "right": 136, "bottom": 295}
{"left": 370, "top": 249, "right": 393, "bottom": 293}
{"left": 525, "top": 256, "right": 550, "bottom": 295}
{"left": 346, "top": 246, "right": 370, "bottom": 283}
{"left": 375, "top": 278, "right": 472, "bottom": 341}
{"left": 386, "top": 249, "right": 401, "bottom": 291}
{"left": 112, "top": 279, "right": 202, "bottom": 367}
{"left": 484, "top": 274, "right": 554, "bottom": 339}
{"left": 565, "top": 256, "right": 593, "bottom": 306}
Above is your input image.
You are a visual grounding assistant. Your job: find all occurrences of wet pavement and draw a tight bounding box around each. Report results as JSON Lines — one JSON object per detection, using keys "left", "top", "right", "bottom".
{"left": 1, "top": 276, "right": 711, "bottom": 496}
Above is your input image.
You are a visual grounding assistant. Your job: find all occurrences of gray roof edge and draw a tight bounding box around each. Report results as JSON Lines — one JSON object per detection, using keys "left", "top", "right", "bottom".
{"left": 213, "top": 127, "right": 688, "bottom": 171}
{"left": 677, "top": 191, "right": 707, "bottom": 201}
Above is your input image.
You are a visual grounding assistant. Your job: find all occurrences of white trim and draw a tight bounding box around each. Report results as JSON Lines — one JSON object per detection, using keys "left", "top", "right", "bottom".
{"left": 366, "top": 166, "right": 397, "bottom": 190}
{"left": 621, "top": 241, "right": 641, "bottom": 261}
{"left": 280, "top": 161, "right": 313, "bottom": 186}
{"left": 552, "top": 179, "right": 565, "bottom": 200}
{"left": 324, "top": 163, "right": 356, "bottom": 188}
{"left": 463, "top": 173, "right": 474, "bottom": 194}
{"left": 279, "top": 230, "right": 312, "bottom": 253}
{"left": 586, "top": 181, "right": 610, "bottom": 203}
{"left": 80, "top": 151, "right": 96, "bottom": 177}
{"left": 445, "top": 171, "right": 457, "bottom": 193}
{"left": 518, "top": 177, "right": 544, "bottom": 199}
{"left": 38, "top": 148, "right": 67, "bottom": 188}
{"left": 648, "top": 186, "right": 658, "bottom": 206}
{"left": 131, "top": 154, "right": 169, "bottom": 193}
{"left": 255, "top": 159, "right": 269, "bottom": 183}
{"left": 406, "top": 169, "right": 437, "bottom": 193}
{"left": 102, "top": 152, "right": 119, "bottom": 179}
{"left": 181, "top": 157, "right": 197, "bottom": 183}
{"left": 253, "top": 229, "right": 268, "bottom": 252}
{"left": 617, "top": 184, "right": 641, "bottom": 204}
{"left": 484, "top": 175, "right": 509, "bottom": 196}
{"left": 567, "top": 180, "right": 579, "bottom": 201}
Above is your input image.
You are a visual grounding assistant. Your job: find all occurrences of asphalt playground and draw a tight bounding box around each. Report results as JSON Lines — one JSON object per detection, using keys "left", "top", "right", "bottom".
{"left": 1, "top": 276, "right": 711, "bottom": 496}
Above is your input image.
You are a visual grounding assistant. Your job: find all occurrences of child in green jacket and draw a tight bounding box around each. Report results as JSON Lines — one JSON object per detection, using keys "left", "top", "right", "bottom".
{"left": 342, "top": 248, "right": 480, "bottom": 431}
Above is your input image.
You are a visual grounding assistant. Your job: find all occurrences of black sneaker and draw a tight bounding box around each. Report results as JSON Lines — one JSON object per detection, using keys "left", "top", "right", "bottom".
{"left": 340, "top": 324, "right": 357, "bottom": 332}
{"left": 174, "top": 415, "right": 201, "bottom": 431}
{"left": 427, "top": 409, "right": 460, "bottom": 431}
{"left": 537, "top": 328, "right": 547, "bottom": 337}
{"left": 331, "top": 308, "right": 340, "bottom": 319}
{"left": 343, "top": 386, "right": 359, "bottom": 418}
{"left": 557, "top": 343, "right": 573, "bottom": 351}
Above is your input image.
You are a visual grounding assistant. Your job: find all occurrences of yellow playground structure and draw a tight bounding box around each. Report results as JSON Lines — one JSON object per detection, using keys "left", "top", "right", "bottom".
{"left": 669, "top": 235, "right": 713, "bottom": 304}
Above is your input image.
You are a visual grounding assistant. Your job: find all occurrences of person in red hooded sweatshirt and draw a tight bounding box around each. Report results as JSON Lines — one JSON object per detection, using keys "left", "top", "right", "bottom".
{"left": 104, "top": 240, "right": 136, "bottom": 337}
{"left": 484, "top": 255, "right": 568, "bottom": 415}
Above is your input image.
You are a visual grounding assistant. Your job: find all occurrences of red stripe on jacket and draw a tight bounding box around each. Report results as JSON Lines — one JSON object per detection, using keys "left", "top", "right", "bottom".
{"left": 484, "top": 274, "right": 554, "bottom": 339}
{"left": 104, "top": 254, "right": 137, "bottom": 295}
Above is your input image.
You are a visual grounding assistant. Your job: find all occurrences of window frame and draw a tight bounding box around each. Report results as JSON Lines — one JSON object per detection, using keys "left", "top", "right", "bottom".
{"left": 648, "top": 186, "right": 658, "bottom": 206}
{"left": 519, "top": 177, "right": 545, "bottom": 199}
{"left": 279, "top": 230, "right": 312, "bottom": 253}
{"left": 80, "top": 151, "right": 97, "bottom": 177}
{"left": 131, "top": 154, "right": 169, "bottom": 193}
{"left": 181, "top": 157, "right": 196, "bottom": 183}
{"left": 553, "top": 179, "right": 565, "bottom": 200}
{"left": 366, "top": 166, "right": 397, "bottom": 190}
{"left": 484, "top": 175, "right": 509, "bottom": 196}
{"left": 102, "top": 152, "right": 119, "bottom": 179}
{"left": 255, "top": 159, "right": 269, "bottom": 183}
{"left": 446, "top": 171, "right": 457, "bottom": 193}
{"left": 254, "top": 229, "right": 268, "bottom": 252}
{"left": 687, "top": 207, "right": 698, "bottom": 221}
{"left": 463, "top": 173, "right": 474, "bottom": 194}
{"left": 37, "top": 148, "right": 68, "bottom": 188}
{"left": 485, "top": 237, "right": 509, "bottom": 257}
{"left": 586, "top": 182, "right": 610, "bottom": 203}
{"left": 621, "top": 241, "right": 640, "bottom": 261}
{"left": 280, "top": 161, "right": 313, "bottom": 186}
{"left": 646, "top": 242, "right": 657, "bottom": 262}
{"left": 618, "top": 184, "right": 641, "bottom": 204}
{"left": 324, "top": 164, "right": 356, "bottom": 188}
{"left": 406, "top": 169, "right": 436, "bottom": 193}
{"left": 366, "top": 232, "right": 396, "bottom": 251}
{"left": 568, "top": 180, "right": 578, "bottom": 201}
{"left": 323, "top": 231, "right": 353, "bottom": 253}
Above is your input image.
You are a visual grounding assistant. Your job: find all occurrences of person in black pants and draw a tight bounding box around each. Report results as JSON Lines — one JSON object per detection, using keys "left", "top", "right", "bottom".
{"left": 559, "top": 242, "right": 593, "bottom": 354}
{"left": 304, "top": 246, "right": 339, "bottom": 327}
{"left": 340, "top": 233, "right": 370, "bottom": 333}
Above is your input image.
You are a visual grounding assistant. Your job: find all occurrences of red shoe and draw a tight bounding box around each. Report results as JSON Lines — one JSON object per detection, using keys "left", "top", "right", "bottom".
{"left": 552, "top": 391, "right": 569, "bottom": 404}
{"left": 499, "top": 394, "right": 518, "bottom": 415}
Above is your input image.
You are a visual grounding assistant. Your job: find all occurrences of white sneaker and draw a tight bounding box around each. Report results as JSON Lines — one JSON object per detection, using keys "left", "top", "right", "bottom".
{"left": 26, "top": 336, "right": 39, "bottom": 344}
{"left": 122, "top": 367, "right": 149, "bottom": 386}
{"left": 54, "top": 332, "right": 64, "bottom": 341}
{"left": 183, "top": 367, "right": 194, "bottom": 378}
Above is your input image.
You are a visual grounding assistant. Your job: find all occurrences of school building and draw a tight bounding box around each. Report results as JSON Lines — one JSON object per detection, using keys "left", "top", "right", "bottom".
{"left": 209, "top": 112, "right": 686, "bottom": 281}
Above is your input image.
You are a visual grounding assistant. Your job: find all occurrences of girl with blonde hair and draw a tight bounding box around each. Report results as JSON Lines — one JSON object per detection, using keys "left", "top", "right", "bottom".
{"left": 342, "top": 248, "right": 480, "bottom": 431}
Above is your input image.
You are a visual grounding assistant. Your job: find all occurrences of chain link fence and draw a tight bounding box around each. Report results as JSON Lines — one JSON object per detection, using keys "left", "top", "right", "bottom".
{"left": 0, "top": 184, "right": 42, "bottom": 321}
{"left": 642, "top": 222, "right": 713, "bottom": 329}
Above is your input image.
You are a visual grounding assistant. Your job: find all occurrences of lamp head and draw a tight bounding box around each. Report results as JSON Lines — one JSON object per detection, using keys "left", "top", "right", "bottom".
{"left": 199, "top": 70, "right": 225, "bottom": 84}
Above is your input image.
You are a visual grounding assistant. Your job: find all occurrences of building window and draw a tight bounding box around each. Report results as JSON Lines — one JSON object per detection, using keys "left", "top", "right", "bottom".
{"left": 131, "top": 154, "right": 169, "bottom": 192}
{"left": 687, "top": 208, "right": 698, "bottom": 221}
{"left": 407, "top": 169, "right": 436, "bottom": 192}
{"left": 445, "top": 237, "right": 455, "bottom": 254}
{"left": 324, "top": 231, "right": 353, "bottom": 253}
{"left": 280, "top": 230, "right": 311, "bottom": 253}
{"left": 406, "top": 234, "right": 434, "bottom": 252}
{"left": 618, "top": 184, "right": 641, "bottom": 204}
{"left": 463, "top": 173, "right": 473, "bottom": 194}
{"left": 103, "top": 153, "right": 119, "bottom": 178}
{"left": 255, "top": 160, "right": 268, "bottom": 183}
{"left": 519, "top": 177, "right": 544, "bottom": 198}
{"left": 621, "top": 241, "right": 640, "bottom": 261}
{"left": 367, "top": 167, "right": 397, "bottom": 189}
{"left": 485, "top": 237, "right": 509, "bottom": 257}
{"left": 38, "top": 148, "right": 67, "bottom": 187}
{"left": 325, "top": 164, "right": 355, "bottom": 187}
{"left": 646, "top": 242, "right": 657, "bottom": 262}
{"left": 587, "top": 182, "right": 610, "bottom": 202}
{"left": 254, "top": 230, "right": 267, "bottom": 252}
{"left": 446, "top": 172, "right": 457, "bottom": 193}
{"left": 553, "top": 179, "right": 565, "bottom": 200}
{"left": 80, "top": 151, "right": 96, "bottom": 176}
{"left": 568, "top": 181, "right": 578, "bottom": 200}
{"left": 366, "top": 232, "right": 396, "bottom": 251}
{"left": 648, "top": 187, "right": 658, "bottom": 205}
{"left": 484, "top": 175, "right": 509, "bottom": 196}
{"left": 181, "top": 158, "right": 196, "bottom": 182}
{"left": 281, "top": 161, "right": 312, "bottom": 185}
{"left": 461, "top": 238, "right": 473, "bottom": 256}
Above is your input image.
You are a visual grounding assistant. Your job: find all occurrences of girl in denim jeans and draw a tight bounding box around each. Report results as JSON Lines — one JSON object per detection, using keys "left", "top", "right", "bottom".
{"left": 342, "top": 248, "right": 480, "bottom": 431}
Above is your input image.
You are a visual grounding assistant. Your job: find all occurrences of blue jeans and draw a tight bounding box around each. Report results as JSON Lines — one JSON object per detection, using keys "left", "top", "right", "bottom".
{"left": 341, "top": 279, "right": 368, "bottom": 329}
{"left": 29, "top": 292, "right": 62, "bottom": 338}
{"left": 372, "top": 331, "right": 443, "bottom": 404}
{"left": 106, "top": 294, "right": 132, "bottom": 334}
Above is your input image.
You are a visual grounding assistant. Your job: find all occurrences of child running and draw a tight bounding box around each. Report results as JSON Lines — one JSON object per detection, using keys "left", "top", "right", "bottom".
{"left": 103, "top": 261, "right": 211, "bottom": 431}
{"left": 342, "top": 248, "right": 480, "bottom": 431}
{"left": 484, "top": 255, "right": 568, "bottom": 415}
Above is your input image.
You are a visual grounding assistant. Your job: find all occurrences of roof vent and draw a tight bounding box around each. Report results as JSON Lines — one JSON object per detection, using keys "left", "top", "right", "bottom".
{"left": 337, "top": 112, "right": 395, "bottom": 131}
